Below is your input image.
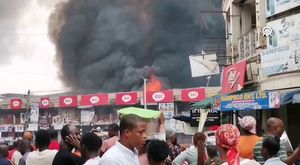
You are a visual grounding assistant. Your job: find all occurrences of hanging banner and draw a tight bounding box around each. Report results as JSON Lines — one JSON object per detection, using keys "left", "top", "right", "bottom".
{"left": 59, "top": 96, "right": 78, "bottom": 108}
{"left": 10, "top": 99, "right": 23, "bottom": 110}
{"left": 146, "top": 90, "right": 174, "bottom": 103}
{"left": 221, "top": 91, "right": 280, "bottom": 111}
{"left": 158, "top": 103, "right": 174, "bottom": 119}
{"left": 80, "top": 94, "right": 109, "bottom": 106}
{"left": 52, "top": 116, "right": 64, "bottom": 130}
{"left": 40, "top": 98, "right": 50, "bottom": 108}
{"left": 181, "top": 88, "right": 206, "bottom": 102}
{"left": 222, "top": 60, "right": 247, "bottom": 94}
{"left": 38, "top": 116, "right": 50, "bottom": 130}
{"left": 30, "top": 103, "right": 39, "bottom": 123}
{"left": 266, "top": 0, "right": 300, "bottom": 17}
{"left": 81, "top": 110, "right": 95, "bottom": 123}
{"left": 115, "top": 92, "right": 138, "bottom": 105}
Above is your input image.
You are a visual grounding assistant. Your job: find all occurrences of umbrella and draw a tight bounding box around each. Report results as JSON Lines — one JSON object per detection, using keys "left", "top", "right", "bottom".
{"left": 118, "top": 107, "right": 161, "bottom": 119}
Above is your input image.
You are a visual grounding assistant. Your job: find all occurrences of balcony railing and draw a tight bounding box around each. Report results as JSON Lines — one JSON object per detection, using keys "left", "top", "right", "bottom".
{"left": 238, "top": 29, "right": 256, "bottom": 61}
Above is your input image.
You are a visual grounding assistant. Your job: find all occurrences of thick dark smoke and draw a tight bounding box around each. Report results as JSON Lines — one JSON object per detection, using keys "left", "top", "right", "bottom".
{"left": 49, "top": 0, "right": 225, "bottom": 92}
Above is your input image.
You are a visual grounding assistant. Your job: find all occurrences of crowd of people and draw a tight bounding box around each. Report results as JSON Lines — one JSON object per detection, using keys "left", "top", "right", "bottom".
{"left": 0, "top": 115, "right": 299, "bottom": 165}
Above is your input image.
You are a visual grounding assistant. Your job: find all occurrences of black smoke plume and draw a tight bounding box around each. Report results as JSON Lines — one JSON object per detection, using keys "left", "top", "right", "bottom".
{"left": 48, "top": 0, "right": 225, "bottom": 92}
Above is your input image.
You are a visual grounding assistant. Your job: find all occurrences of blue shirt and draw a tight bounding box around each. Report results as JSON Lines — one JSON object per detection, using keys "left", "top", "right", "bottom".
{"left": 0, "top": 158, "right": 10, "bottom": 165}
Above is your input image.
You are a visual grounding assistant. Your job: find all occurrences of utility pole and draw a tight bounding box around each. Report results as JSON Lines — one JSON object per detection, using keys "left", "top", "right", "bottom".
{"left": 25, "top": 90, "right": 30, "bottom": 131}
{"left": 140, "top": 76, "right": 148, "bottom": 109}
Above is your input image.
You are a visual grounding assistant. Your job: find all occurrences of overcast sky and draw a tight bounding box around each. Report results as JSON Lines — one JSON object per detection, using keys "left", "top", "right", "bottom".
{"left": 0, "top": 0, "right": 65, "bottom": 94}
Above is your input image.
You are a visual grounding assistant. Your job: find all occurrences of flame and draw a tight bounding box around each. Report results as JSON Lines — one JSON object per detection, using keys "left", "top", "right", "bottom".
{"left": 147, "top": 74, "right": 162, "bottom": 92}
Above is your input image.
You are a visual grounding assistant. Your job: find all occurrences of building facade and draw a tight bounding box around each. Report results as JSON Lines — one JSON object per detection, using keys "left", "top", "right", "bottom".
{"left": 222, "top": 0, "right": 300, "bottom": 148}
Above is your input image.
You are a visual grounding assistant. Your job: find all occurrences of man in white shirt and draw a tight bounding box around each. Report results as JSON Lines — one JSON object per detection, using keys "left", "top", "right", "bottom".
{"left": 81, "top": 132, "right": 102, "bottom": 165}
{"left": 261, "top": 136, "right": 287, "bottom": 165}
{"left": 99, "top": 114, "right": 147, "bottom": 165}
{"left": 26, "top": 130, "right": 58, "bottom": 165}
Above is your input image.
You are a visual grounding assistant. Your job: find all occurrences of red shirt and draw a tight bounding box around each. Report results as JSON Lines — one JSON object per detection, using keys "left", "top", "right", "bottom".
{"left": 8, "top": 149, "right": 16, "bottom": 160}
{"left": 49, "top": 140, "right": 60, "bottom": 150}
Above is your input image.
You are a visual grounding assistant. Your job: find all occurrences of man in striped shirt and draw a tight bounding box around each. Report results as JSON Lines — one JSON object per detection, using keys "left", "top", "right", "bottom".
{"left": 254, "top": 117, "right": 286, "bottom": 164}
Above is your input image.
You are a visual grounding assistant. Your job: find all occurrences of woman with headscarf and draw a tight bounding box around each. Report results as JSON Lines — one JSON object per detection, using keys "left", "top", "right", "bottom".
{"left": 237, "top": 116, "right": 261, "bottom": 159}
{"left": 216, "top": 124, "right": 259, "bottom": 165}
{"left": 172, "top": 132, "right": 207, "bottom": 165}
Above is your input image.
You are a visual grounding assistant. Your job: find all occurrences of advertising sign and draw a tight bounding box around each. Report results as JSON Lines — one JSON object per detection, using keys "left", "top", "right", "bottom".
{"left": 10, "top": 99, "right": 23, "bottom": 110}
{"left": 190, "top": 108, "right": 220, "bottom": 127}
{"left": 59, "top": 96, "right": 78, "bottom": 108}
{"left": 181, "top": 88, "right": 206, "bottom": 102}
{"left": 81, "top": 110, "right": 95, "bottom": 123}
{"left": 146, "top": 90, "right": 174, "bottom": 103}
{"left": 40, "top": 98, "right": 50, "bottom": 108}
{"left": 221, "top": 91, "right": 280, "bottom": 111}
{"left": 38, "top": 116, "right": 50, "bottom": 130}
{"left": 115, "top": 92, "right": 138, "bottom": 105}
{"left": 30, "top": 103, "right": 39, "bottom": 123}
{"left": 80, "top": 94, "right": 109, "bottom": 106}
{"left": 158, "top": 103, "right": 174, "bottom": 119}
{"left": 266, "top": 0, "right": 300, "bottom": 17}
{"left": 262, "top": 45, "right": 300, "bottom": 75}
{"left": 267, "top": 13, "right": 300, "bottom": 48}
{"left": 222, "top": 60, "right": 247, "bottom": 94}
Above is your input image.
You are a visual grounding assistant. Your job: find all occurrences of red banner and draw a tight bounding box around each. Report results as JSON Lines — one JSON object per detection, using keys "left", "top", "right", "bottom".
{"left": 222, "top": 60, "right": 247, "bottom": 94}
{"left": 59, "top": 96, "right": 78, "bottom": 108}
{"left": 40, "top": 98, "right": 50, "bottom": 108}
{"left": 181, "top": 88, "right": 206, "bottom": 102}
{"left": 146, "top": 90, "right": 174, "bottom": 103}
{"left": 10, "top": 99, "right": 23, "bottom": 110}
{"left": 80, "top": 94, "right": 109, "bottom": 106}
{"left": 115, "top": 92, "right": 138, "bottom": 105}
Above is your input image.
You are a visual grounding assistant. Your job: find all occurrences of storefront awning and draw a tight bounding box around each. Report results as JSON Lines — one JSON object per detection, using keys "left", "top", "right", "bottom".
{"left": 280, "top": 88, "right": 300, "bottom": 105}
{"left": 192, "top": 94, "right": 221, "bottom": 109}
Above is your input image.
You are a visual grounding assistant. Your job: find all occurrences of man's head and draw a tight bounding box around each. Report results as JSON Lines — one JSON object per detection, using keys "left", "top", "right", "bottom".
{"left": 119, "top": 114, "right": 147, "bottom": 149}
{"left": 239, "top": 116, "right": 257, "bottom": 135}
{"left": 50, "top": 130, "right": 58, "bottom": 140}
{"left": 23, "top": 131, "right": 33, "bottom": 141}
{"left": 108, "top": 123, "right": 119, "bottom": 138}
{"left": 207, "top": 145, "right": 218, "bottom": 158}
{"left": 35, "top": 130, "right": 51, "bottom": 150}
{"left": 147, "top": 140, "right": 169, "bottom": 165}
{"left": 61, "top": 124, "right": 81, "bottom": 148}
{"left": 261, "top": 136, "right": 280, "bottom": 160}
{"left": 165, "top": 128, "right": 176, "bottom": 145}
{"left": 18, "top": 140, "right": 31, "bottom": 155}
{"left": 266, "top": 117, "right": 284, "bottom": 137}
{"left": 0, "top": 145, "right": 9, "bottom": 158}
{"left": 80, "top": 132, "right": 102, "bottom": 158}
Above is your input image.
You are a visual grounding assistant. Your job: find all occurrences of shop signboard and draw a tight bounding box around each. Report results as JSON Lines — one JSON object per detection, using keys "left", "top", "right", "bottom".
{"left": 221, "top": 91, "right": 280, "bottom": 111}
{"left": 190, "top": 108, "right": 220, "bottom": 127}
{"left": 262, "top": 45, "right": 300, "bottom": 75}
{"left": 266, "top": 0, "right": 300, "bottom": 17}
{"left": 222, "top": 60, "right": 247, "bottom": 94}
{"left": 267, "top": 13, "right": 300, "bottom": 48}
